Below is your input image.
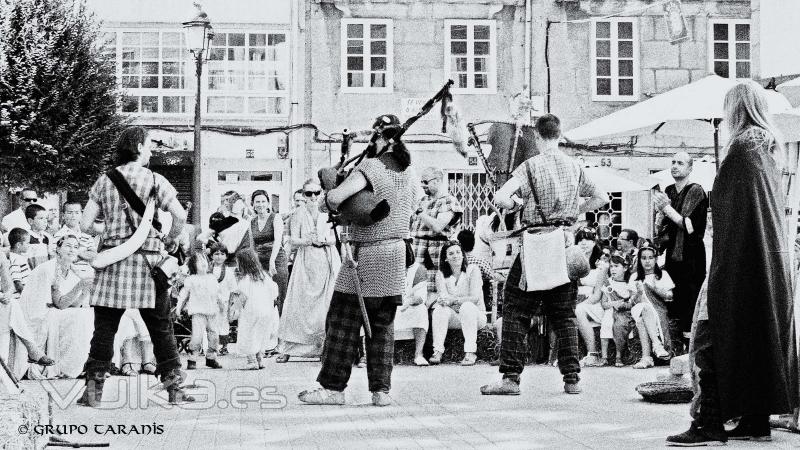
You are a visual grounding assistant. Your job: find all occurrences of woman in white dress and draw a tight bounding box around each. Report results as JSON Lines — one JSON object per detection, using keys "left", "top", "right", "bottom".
{"left": 21, "top": 235, "right": 94, "bottom": 379}
{"left": 394, "top": 262, "right": 431, "bottom": 366}
{"left": 276, "top": 180, "right": 341, "bottom": 362}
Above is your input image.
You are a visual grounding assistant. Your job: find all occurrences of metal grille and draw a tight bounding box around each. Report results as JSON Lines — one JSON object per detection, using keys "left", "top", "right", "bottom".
{"left": 585, "top": 192, "right": 623, "bottom": 248}
{"left": 447, "top": 171, "right": 495, "bottom": 231}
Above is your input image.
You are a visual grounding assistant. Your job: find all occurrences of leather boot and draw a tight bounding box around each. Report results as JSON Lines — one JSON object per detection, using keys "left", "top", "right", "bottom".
{"left": 161, "top": 368, "right": 195, "bottom": 404}
{"left": 76, "top": 371, "right": 106, "bottom": 407}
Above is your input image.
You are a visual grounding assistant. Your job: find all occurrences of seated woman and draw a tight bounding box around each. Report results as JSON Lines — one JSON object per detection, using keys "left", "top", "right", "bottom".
{"left": 21, "top": 235, "right": 94, "bottom": 379}
{"left": 430, "top": 241, "right": 486, "bottom": 366}
{"left": 394, "top": 262, "right": 431, "bottom": 366}
{"left": 628, "top": 244, "right": 673, "bottom": 368}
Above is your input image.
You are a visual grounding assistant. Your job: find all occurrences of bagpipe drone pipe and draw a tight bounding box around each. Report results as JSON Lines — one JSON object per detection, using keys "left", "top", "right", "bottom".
{"left": 317, "top": 79, "right": 472, "bottom": 226}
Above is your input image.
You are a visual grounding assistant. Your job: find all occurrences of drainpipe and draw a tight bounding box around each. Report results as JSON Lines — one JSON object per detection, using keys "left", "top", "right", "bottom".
{"left": 524, "top": 0, "right": 532, "bottom": 96}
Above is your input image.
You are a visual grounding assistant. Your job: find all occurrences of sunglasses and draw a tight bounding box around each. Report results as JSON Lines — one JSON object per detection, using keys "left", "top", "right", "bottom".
{"left": 22, "top": 198, "right": 37, "bottom": 202}
{"left": 303, "top": 190, "right": 321, "bottom": 197}
{"left": 421, "top": 178, "right": 438, "bottom": 186}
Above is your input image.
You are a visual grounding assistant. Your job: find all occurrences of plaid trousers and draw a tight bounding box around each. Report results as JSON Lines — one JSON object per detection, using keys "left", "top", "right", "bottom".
{"left": 317, "top": 292, "right": 398, "bottom": 393}
{"left": 499, "top": 256, "right": 581, "bottom": 383}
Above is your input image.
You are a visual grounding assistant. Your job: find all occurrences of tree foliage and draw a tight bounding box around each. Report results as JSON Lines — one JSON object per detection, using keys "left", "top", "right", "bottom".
{"left": 0, "top": 0, "right": 126, "bottom": 193}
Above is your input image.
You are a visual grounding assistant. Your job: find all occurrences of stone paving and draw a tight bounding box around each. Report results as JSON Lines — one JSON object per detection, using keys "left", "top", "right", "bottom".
{"left": 17, "top": 354, "right": 800, "bottom": 449}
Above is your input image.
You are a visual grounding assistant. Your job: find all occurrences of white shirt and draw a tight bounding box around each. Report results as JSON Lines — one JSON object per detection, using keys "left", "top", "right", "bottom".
{"left": 2, "top": 209, "right": 29, "bottom": 233}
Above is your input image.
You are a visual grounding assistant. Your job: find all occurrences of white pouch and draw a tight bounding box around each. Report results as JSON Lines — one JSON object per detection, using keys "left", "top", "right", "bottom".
{"left": 520, "top": 227, "right": 569, "bottom": 291}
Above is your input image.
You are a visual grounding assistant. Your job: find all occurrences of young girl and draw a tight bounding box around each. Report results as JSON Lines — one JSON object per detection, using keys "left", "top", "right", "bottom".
{"left": 597, "top": 255, "right": 635, "bottom": 367}
{"left": 234, "top": 249, "right": 280, "bottom": 370}
{"left": 628, "top": 245, "right": 673, "bottom": 368}
{"left": 176, "top": 252, "right": 224, "bottom": 370}
{"left": 209, "top": 243, "right": 237, "bottom": 356}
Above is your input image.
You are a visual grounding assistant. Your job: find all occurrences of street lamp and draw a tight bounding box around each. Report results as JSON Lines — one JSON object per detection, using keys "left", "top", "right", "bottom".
{"left": 183, "top": 5, "right": 214, "bottom": 225}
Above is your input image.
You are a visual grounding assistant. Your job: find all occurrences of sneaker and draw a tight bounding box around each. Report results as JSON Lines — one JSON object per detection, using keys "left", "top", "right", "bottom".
{"left": 480, "top": 378, "right": 521, "bottom": 395}
{"left": 564, "top": 382, "right": 582, "bottom": 394}
{"left": 413, "top": 356, "right": 429, "bottom": 366}
{"left": 298, "top": 388, "right": 345, "bottom": 405}
{"left": 727, "top": 416, "right": 771, "bottom": 441}
{"left": 460, "top": 353, "right": 477, "bottom": 366}
{"left": 357, "top": 356, "right": 367, "bottom": 368}
{"left": 615, "top": 358, "right": 625, "bottom": 367}
{"left": 428, "top": 351, "right": 443, "bottom": 365}
{"left": 654, "top": 345, "right": 670, "bottom": 360}
{"left": 666, "top": 424, "right": 727, "bottom": 446}
{"left": 633, "top": 357, "right": 654, "bottom": 369}
{"left": 371, "top": 391, "right": 391, "bottom": 407}
{"left": 243, "top": 355, "right": 259, "bottom": 370}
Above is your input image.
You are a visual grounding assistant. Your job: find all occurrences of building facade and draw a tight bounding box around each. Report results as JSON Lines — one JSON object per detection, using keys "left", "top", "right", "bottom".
{"left": 85, "top": 0, "right": 305, "bottom": 226}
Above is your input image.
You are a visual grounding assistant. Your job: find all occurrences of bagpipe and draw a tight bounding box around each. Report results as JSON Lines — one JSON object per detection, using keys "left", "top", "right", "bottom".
{"left": 318, "top": 79, "right": 467, "bottom": 226}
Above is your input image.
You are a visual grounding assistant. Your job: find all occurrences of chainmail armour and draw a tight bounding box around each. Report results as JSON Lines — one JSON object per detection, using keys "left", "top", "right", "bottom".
{"left": 334, "top": 155, "right": 416, "bottom": 298}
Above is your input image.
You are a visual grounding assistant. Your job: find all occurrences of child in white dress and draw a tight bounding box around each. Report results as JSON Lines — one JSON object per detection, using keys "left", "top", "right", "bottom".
{"left": 209, "top": 244, "right": 237, "bottom": 355}
{"left": 234, "top": 249, "right": 279, "bottom": 370}
{"left": 176, "top": 253, "right": 224, "bottom": 370}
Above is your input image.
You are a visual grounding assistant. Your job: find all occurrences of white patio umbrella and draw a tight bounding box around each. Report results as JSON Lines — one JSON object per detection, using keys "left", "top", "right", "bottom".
{"left": 564, "top": 74, "right": 794, "bottom": 166}
{"left": 649, "top": 161, "right": 717, "bottom": 192}
{"left": 583, "top": 166, "right": 649, "bottom": 192}
{"left": 777, "top": 76, "right": 800, "bottom": 108}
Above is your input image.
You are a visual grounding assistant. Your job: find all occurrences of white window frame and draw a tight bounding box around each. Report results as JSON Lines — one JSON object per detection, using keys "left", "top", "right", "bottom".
{"left": 205, "top": 30, "right": 290, "bottom": 118}
{"left": 444, "top": 20, "right": 497, "bottom": 94}
{"left": 340, "top": 18, "right": 394, "bottom": 93}
{"left": 590, "top": 18, "right": 640, "bottom": 102}
{"left": 708, "top": 19, "right": 751, "bottom": 79}
{"left": 103, "top": 29, "right": 191, "bottom": 115}
{"left": 103, "top": 27, "right": 290, "bottom": 118}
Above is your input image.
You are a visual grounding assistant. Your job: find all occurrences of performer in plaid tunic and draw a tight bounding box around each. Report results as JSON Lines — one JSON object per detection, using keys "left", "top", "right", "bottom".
{"left": 299, "top": 115, "right": 416, "bottom": 407}
{"left": 480, "top": 114, "right": 607, "bottom": 396}
{"left": 78, "top": 126, "right": 192, "bottom": 406}
{"left": 410, "top": 167, "right": 464, "bottom": 293}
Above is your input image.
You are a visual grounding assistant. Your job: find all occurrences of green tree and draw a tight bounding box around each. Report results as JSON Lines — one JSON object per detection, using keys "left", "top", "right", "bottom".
{"left": 0, "top": 0, "right": 126, "bottom": 193}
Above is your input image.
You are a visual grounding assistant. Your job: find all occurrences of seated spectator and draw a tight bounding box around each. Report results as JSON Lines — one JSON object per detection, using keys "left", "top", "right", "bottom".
{"left": 604, "top": 254, "right": 636, "bottom": 367}
{"left": 628, "top": 244, "right": 673, "bottom": 368}
{"left": 616, "top": 228, "right": 640, "bottom": 278}
{"left": 575, "top": 256, "right": 614, "bottom": 367}
{"left": 0, "top": 246, "right": 53, "bottom": 379}
{"left": 25, "top": 204, "right": 53, "bottom": 270}
{"left": 457, "top": 229, "right": 504, "bottom": 312}
{"left": 21, "top": 235, "right": 94, "bottom": 379}
{"left": 394, "top": 262, "right": 431, "bottom": 366}
{"left": 574, "top": 227, "right": 605, "bottom": 302}
{"left": 430, "top": 241, "right": 486, "bottom": 366}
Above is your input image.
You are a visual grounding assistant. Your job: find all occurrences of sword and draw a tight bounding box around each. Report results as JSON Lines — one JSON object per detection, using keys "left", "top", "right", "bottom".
{"left": 333, "top": 227, "right": 372, "bottom": 339}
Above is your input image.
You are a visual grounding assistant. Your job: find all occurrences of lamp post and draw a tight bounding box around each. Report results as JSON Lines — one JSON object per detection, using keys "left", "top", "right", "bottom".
{"left": 183, "top": 6, "right": 213, "bottom": 225}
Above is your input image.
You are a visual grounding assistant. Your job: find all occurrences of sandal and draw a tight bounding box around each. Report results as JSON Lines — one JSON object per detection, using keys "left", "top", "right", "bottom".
{"left": 275, "top": 354, "right": 290, "bottom": 363}
{"left": 140, "top": 362, "right": 157, "bottom": 375}
{"left": 28, "top": 355, "right": 55, "bottom": 367}
{"left": 120, "top": 363, "right": 138, "bottom": 377}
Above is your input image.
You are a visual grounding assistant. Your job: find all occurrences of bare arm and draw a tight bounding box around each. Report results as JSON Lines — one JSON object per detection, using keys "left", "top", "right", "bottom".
{"left": 81, "top": 199, "right": 101, "bottom": 235}
{"left": 164, "top": 198, "right": 187, "bottom": 241}
{"left": 578, "top": 184, "right": 609, "bottom": 214}
{"left": 289, "top": 210, "right": 310, "bottom": 247}
{"left": 269, "top": 214, "right": 284, "bottom": 265}
{"left": 453, "top": 267, "right": 483, "bottom": 305}
{"left": 494, "top": 177, "right": 522, "bottom": 210}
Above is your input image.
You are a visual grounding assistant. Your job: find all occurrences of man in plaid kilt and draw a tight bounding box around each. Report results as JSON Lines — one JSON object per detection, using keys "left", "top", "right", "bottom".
{"left": 410, "top": 167, "right": 464, "bottom": 294}
{"left": 78, "top": 126, "right": 192, "bottom": 406}
{"left": 480, "top": 114, "right": 607, "bottom": 396}
{"left": 299, "top": 115, "right": 417, "bottom": 407}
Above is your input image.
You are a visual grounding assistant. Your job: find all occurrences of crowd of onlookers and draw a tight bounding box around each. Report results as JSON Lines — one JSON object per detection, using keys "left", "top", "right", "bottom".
{"left": 0, "top": 169, "right": 703, "bottom": 380}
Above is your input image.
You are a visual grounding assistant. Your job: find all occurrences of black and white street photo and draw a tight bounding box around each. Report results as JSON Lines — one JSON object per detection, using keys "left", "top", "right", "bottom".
{"left": 2, "top": 0, "right": 800, "bottom": 448}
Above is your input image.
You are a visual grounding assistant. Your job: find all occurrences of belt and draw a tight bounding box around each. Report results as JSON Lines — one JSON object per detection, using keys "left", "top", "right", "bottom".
{"left": 525, "top": 219, "right": 573, "bottom": 228}
{"left": 352, "top": 238, "right": 404, "bottom": 247}
{"left": 47, "top": 304, "right": 87, "bottom": 308}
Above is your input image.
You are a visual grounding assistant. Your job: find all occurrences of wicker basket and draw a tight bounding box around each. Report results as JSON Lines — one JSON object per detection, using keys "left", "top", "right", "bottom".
{"left": 636, "top": 381, "right": 694, "bottom": 404}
